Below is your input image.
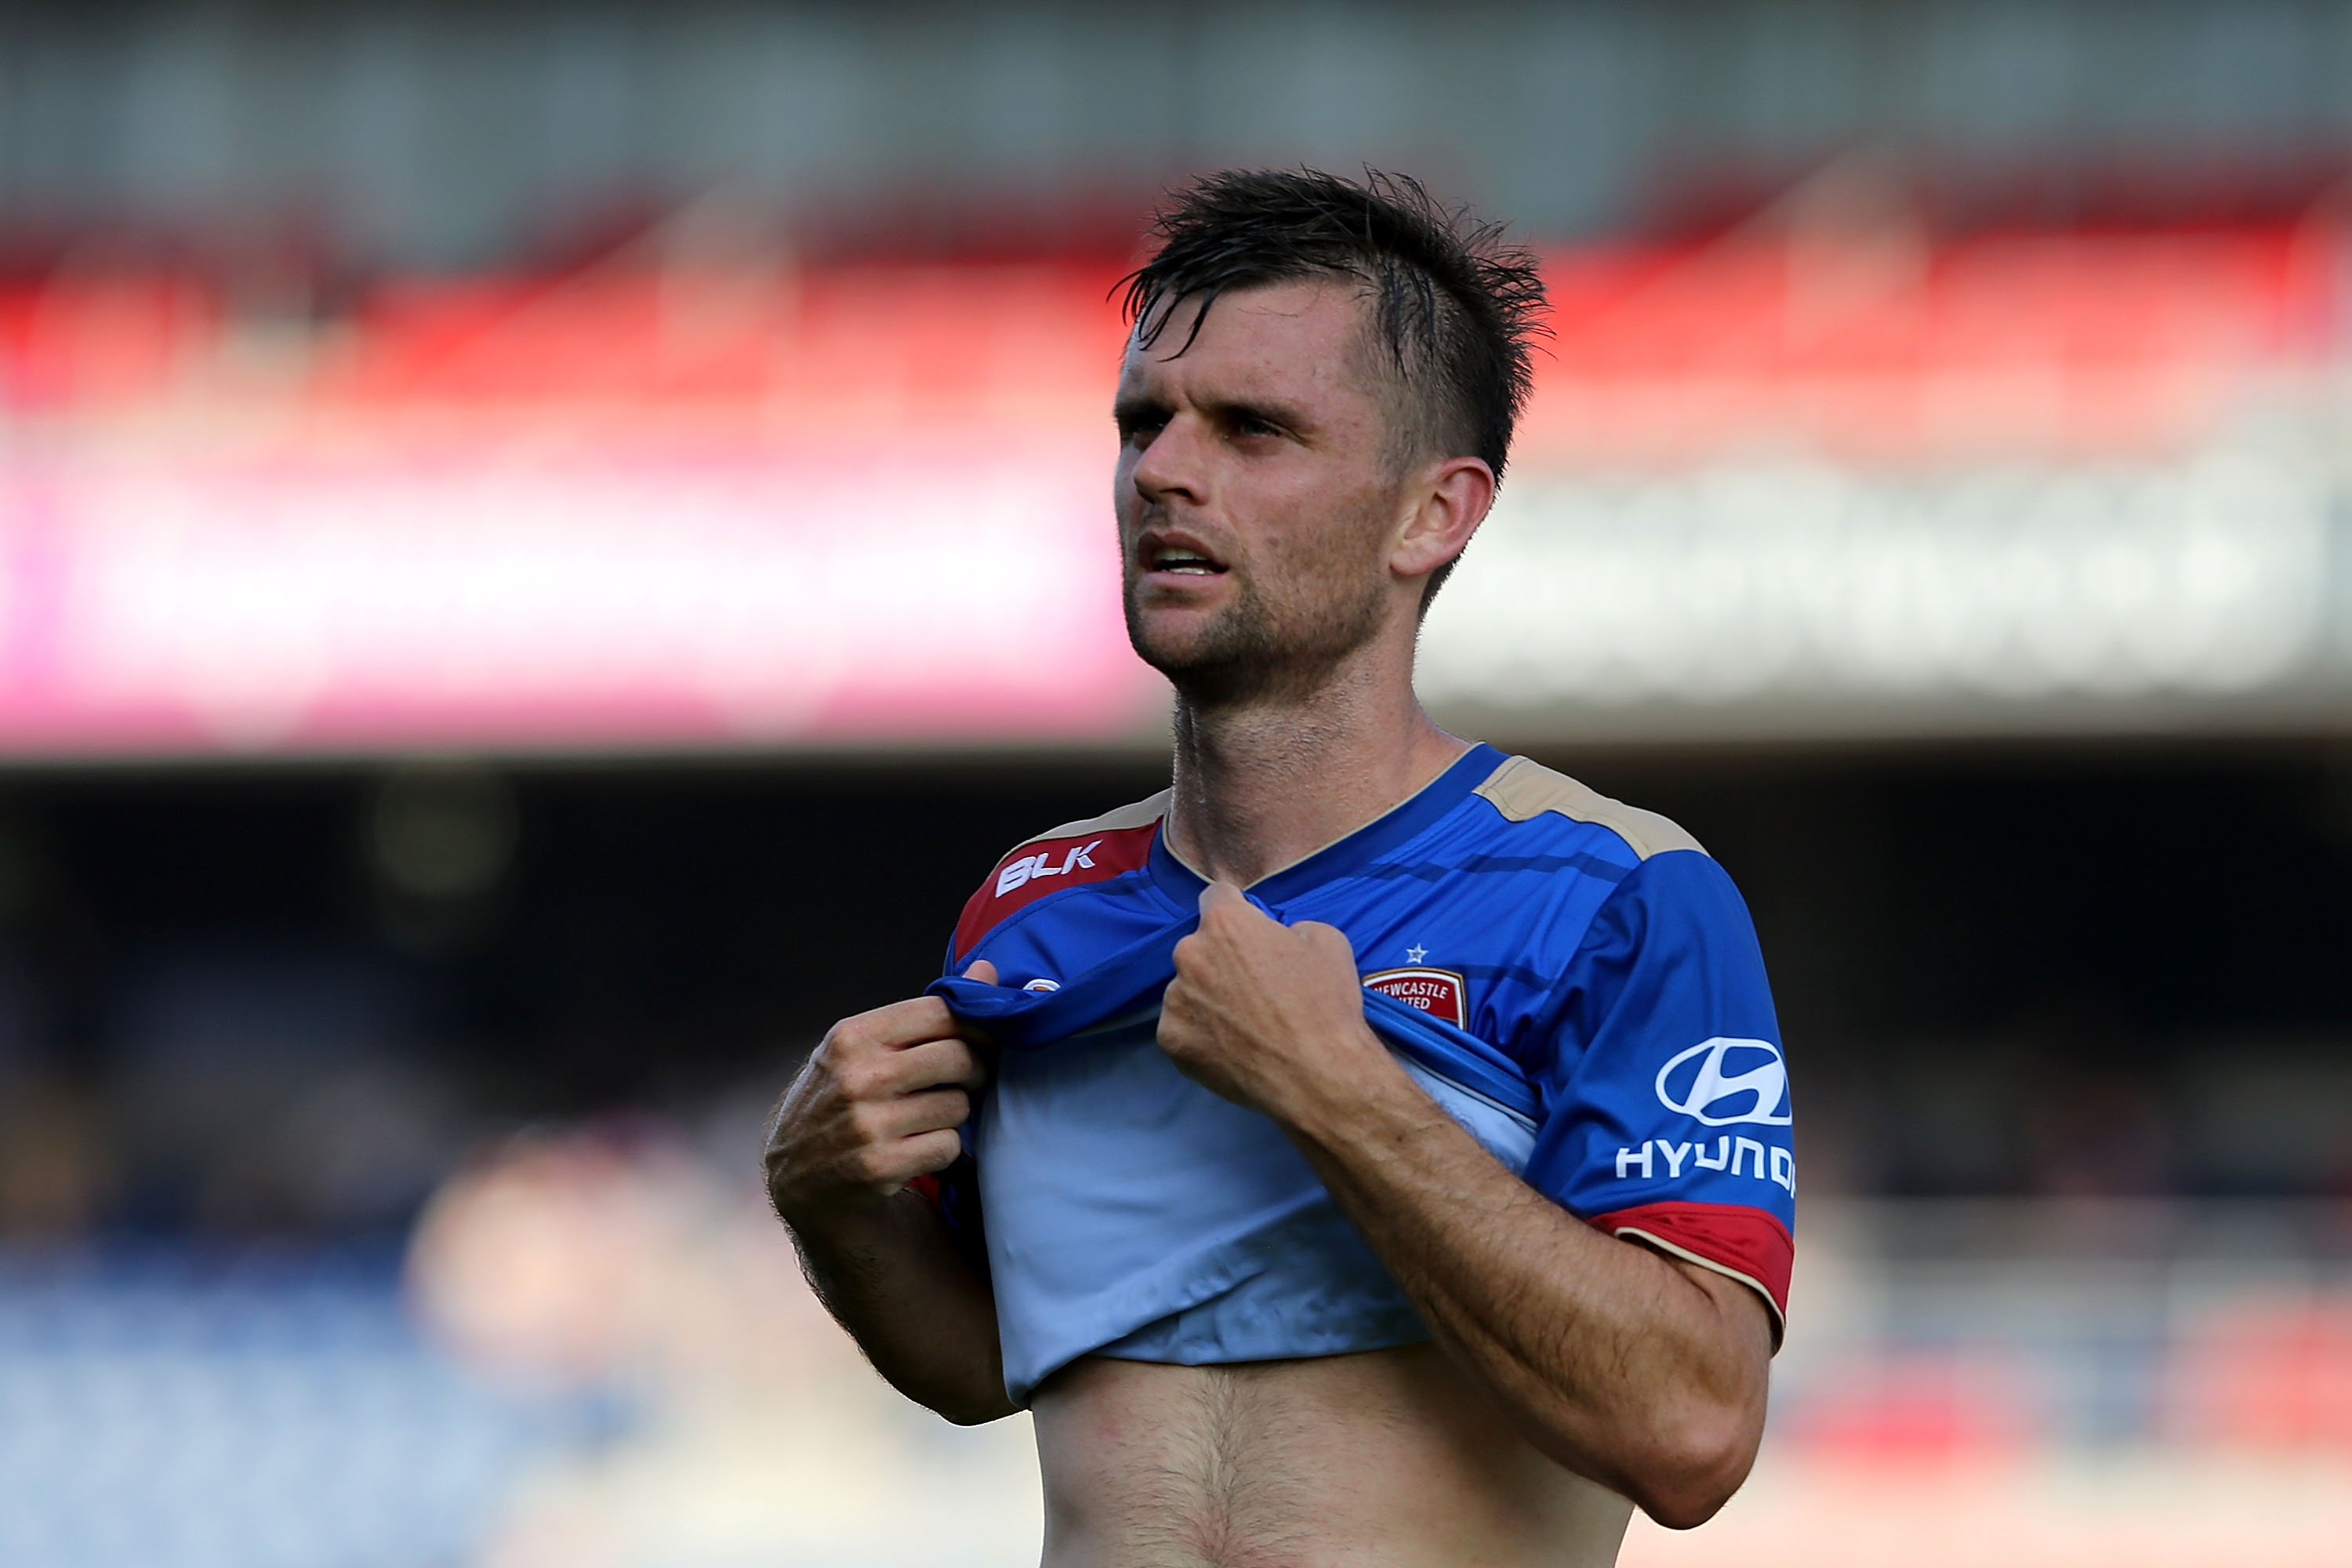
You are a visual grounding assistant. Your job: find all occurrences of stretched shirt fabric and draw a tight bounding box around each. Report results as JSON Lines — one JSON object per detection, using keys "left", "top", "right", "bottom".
{"left": 927, "top": 744, "right": 1795, "bottom": 1404}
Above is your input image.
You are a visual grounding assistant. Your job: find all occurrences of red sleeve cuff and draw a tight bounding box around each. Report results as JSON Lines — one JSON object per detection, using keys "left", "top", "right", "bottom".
{"left": 1588, "top": 1200, "right": 1792, "bottom": 1344}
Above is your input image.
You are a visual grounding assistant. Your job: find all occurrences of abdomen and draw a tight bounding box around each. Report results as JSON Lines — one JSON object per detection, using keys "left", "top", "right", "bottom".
{"left": 1029, "top": 1345, "right": 1635, "bottom": 1567}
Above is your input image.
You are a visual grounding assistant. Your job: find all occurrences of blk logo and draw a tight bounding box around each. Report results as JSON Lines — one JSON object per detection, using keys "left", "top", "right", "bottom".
{"left": 996, "top": 840, "right": 1101, "bottom": 897}
{"left": 1654, "top": 1037, "right": 1791, "bottom": 1127}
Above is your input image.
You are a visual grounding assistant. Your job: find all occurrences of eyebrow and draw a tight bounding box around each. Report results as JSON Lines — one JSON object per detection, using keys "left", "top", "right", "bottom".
{"left": 1202, "top": 395, "right": 1315, "bottom": 436}
{"left": 1112, "top": 393, "right": 1171, "bottom": 430}
{"left": 1112, "top": 391, "right": 1319, "bottom": 439}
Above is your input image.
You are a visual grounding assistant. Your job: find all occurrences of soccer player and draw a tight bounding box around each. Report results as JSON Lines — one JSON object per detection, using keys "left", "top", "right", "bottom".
{"left": 764, "top": 169, "right": 1792, "bottom": 1566}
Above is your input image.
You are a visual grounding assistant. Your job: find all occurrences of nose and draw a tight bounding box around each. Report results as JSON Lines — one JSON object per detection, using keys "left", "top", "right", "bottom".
{"left": 1129, "top": 414, "right": 1207, "bottom": 510}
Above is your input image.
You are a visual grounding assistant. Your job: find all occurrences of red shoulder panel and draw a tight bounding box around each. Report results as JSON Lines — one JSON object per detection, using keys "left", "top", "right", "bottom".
{"left": 1588, "top": 1200, "right": 1793, "bottom": 1327}
{"left": 950, "top": 822, "right": 1159, "bottom": 961}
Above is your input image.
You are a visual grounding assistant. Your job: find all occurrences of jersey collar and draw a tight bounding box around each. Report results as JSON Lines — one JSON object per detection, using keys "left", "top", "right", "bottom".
{"left": 1147, "top": 742, "right": 1505, "bottom": 911}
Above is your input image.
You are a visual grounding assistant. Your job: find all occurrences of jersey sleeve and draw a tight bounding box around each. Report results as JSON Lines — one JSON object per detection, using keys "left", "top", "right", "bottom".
{"left": 1520, "top": 849, "right": 1795, "bottom": 1338}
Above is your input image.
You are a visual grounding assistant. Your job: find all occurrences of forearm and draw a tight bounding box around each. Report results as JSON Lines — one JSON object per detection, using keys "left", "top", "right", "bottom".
{"left": 1156, "top": 887, "right": 1772, "bottom": 1520}
{"left": 1282, "top": 1045, "right": 1768, "bottom": 1524}
{"left": 786, "top": 1189, "right": 1015, "bottom": 1425}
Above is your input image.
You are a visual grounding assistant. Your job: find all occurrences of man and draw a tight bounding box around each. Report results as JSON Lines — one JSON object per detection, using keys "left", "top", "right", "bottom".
{"left": 765, "top": 169, "right": 1793, "bottom": 1566}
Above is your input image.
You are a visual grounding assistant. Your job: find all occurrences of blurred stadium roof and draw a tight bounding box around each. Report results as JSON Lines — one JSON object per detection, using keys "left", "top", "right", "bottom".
{"left": 6, "top": 1, "right": 2352, "bottom": 268}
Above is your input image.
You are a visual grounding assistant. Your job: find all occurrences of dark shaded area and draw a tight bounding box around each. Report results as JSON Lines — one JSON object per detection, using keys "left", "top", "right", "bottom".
{"left": 1, "top": 758, "right": 1166, "bottom": 1100}
{"left": 1578, "top": 740, "right": 2352, "bottom": 1047}
{"left": 0, "top": 739, "right": 2348, "bottom": 1232}
{"left": 1577, "top": 739, "right": 2352, "bottom": 1197}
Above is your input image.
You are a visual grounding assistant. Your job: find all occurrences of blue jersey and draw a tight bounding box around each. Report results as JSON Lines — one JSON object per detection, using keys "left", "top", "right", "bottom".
{"left": 931, "top": 743, "right": 1794, "bottom": 1403}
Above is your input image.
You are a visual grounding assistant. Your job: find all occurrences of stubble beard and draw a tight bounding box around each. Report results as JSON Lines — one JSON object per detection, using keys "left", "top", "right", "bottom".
{"left": 1123, "top": 559, "right": 1390, "bottom": 713}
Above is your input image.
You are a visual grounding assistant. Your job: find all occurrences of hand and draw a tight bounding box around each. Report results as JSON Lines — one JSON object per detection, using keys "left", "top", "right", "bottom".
{"left": 764, "top": 960, "right": 996, "bottom": 1225}
{"left": 1157, "top": 882, "right": 1388, "bottom": 1121}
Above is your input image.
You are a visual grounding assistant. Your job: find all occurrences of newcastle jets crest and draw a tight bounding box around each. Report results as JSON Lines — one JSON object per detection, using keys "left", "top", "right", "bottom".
{"left": 1362, "top": 965, "right": 1468, "bottom": 1029}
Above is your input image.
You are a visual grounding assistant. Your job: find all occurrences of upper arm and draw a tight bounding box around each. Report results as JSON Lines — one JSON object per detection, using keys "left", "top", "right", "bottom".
{"left": 1663, "top": 1253, "right": 1777, "bottom": 1381}
{"left": 1523, "top": 850, "right": 1796, "bottom": 1345}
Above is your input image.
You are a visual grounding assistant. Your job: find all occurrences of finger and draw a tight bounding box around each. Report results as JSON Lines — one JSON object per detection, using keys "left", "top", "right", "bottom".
{"left": 875, "top": 1085, "right": 973, "bottom": 1138}
{"left": 830, "top": 1035, "right": 982, "bottom": 1105}
{"left": 1294, "top": 920, "right": 1358, "bottom": 963}
{"left": 857, "top": 1128, "right": 966, "bottom": 1197}
{"left": 835, "top": 994, "right": 964, "bottom": 1053}
{"left": 1198, "top": 880, "right": 1251, "bottom": 919}
{"left": 893, "top": 1036, "right": 990, "bottom": 1093}
{"left": 1155, "top": 989, "right": 1197, "bottom": 1049}
{"left": 963, "top": 957, "right": 999, "bottom": 984}
{"left": 901, "top": 1127, "right": 965, "bottom": 1181}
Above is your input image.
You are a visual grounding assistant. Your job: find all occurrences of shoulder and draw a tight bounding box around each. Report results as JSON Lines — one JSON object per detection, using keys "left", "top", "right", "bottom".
{"left": 949, "top": 789, "right": 1171, "bottom": 961}
{"left": 1468, "top": 754, "right": 1707, "bottom": 862}
{"left": 1457, "top": 754, "right": 1747, "bottom": 977}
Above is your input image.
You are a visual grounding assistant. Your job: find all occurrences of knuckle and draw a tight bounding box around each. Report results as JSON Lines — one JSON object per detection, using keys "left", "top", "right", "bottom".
{"left": 760, "top": 1108, "right": 798, "bottom": 1156}
{"left": 838, "top": 1058, "right": 895, "bottom": 1101}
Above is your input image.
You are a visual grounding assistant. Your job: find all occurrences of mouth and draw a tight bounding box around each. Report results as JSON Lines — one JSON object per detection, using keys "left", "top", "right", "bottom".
{"left": 1139, "top": 534, "right": 1229, "bottom": 579}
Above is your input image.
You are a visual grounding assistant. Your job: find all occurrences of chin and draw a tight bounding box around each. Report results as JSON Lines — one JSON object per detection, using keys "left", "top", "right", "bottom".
{"left": 1128, "top": 624, "right": 1219, "bottom": 677}
{"left": 1122, "top": 576, "right": 1301, "bottom": 696}
{"left": 1126, "top": 598, "right": 1224, "bottom": 663}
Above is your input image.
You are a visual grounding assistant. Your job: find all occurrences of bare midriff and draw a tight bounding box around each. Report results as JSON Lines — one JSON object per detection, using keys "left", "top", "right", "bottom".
{"left": 1029, "top": 1344, "right": 1635, "bottom": 1568}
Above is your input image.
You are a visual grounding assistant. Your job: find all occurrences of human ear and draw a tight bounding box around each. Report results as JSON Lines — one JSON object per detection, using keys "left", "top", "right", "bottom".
{"left": 1389, "top": 456, "right": 1494, "bottom": 581}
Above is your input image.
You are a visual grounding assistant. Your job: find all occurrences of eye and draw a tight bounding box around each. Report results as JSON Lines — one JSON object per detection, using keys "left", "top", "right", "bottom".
{"left": 1117, "top": 408, "right": 1169, "bottom": 445}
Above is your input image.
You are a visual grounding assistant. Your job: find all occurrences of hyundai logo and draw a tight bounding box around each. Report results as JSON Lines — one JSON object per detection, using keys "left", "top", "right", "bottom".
{"left": 1654, "top": 1037, "right": 1792, "bottom": 1127}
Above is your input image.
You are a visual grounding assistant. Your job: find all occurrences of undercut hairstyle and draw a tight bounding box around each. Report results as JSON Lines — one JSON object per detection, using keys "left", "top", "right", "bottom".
{"left": 1120, "top": 168, "right": 1548, "bottom": 604}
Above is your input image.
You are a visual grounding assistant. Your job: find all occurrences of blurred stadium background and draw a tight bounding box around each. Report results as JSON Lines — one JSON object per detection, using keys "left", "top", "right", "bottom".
{"left": 3, "top": 2, "right": 2352, "bottom": 1563}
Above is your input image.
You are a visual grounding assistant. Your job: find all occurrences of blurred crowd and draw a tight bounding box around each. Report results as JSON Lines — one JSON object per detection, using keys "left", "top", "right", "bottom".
{"left": 8, "top": 960, "right": 2352, "bottom": 1258}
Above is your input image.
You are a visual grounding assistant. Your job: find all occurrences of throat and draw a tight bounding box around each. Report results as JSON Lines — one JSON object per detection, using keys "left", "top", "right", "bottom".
{"left": 1164, "top": 697, "right": 1468, "bottom": 888}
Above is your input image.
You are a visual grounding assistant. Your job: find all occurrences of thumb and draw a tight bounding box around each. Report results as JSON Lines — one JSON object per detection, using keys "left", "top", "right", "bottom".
{"left": 956, "top": 958, "right": 1004, "bottom": 1058}
{"left": 1198, "top": 880, "right": 1259, "bottom": 919}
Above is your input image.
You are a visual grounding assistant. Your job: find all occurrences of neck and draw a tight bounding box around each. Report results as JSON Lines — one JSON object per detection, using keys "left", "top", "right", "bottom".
{"left": 1162, "top": 635, "right": 1469, "bottom": 887}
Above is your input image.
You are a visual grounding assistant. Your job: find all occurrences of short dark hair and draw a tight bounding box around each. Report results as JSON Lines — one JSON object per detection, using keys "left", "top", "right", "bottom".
{"left": 1120, "top": 168, "right": 1548, "bottom": 603}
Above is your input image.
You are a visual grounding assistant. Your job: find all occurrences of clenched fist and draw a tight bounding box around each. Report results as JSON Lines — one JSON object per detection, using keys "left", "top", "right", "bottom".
{"left": 764, "top": 960, "right": 996, "bottom": 1225}
{"left": 1158, "top": 883, "right": 1391, "bottom": 1124}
